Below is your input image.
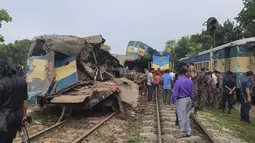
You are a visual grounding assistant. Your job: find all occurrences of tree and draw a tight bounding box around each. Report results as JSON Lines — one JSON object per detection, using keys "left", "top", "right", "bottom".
{"left": 0, "top": 9, "right": 12, "bottom": 42}
{"left": 186, "top": 42, "right": 203, "bottom": 57}
{"left": 0, "top": 39, "right": 31, "bottom": 67}
{"left": 100, "top": 44, "right": 111, "bottom": 52}
{"left": 165, "top": 40, "right": 177, "bottom": 53}
{"left": 236, "top": 0, "right": 255, "bottom": 37}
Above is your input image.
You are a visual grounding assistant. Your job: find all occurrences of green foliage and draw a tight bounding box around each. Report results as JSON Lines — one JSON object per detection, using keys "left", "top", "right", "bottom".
{"left": 236, "top": 0, "right": 255, "bottom": 37}
{"left": 0, "top": 9, "right": 12, "bottom": 43}
{"left": 0, "top": 9, "right": 12, "bottom": 22}
{"left": 100, "top": 44, "right": 111, "bottom": 52}
{"left": 165, "top": 1, "right": 255, "bottom": 60}
{"left": 0, "top": 39, "right": 31, "bottom": 67}
{"left": 205, "top": 108, "right": 255, "bottom": 142}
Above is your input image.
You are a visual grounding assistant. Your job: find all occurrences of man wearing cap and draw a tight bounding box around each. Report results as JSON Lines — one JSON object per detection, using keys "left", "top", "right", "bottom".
{"left": 240, "top": 71, "right": 254, "bottom": 124}
{"left": 0, "top": 58, "right": 28, "bottom": 143}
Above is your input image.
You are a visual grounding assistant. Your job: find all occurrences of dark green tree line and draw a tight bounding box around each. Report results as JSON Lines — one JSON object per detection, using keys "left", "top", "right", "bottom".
{"left": 0, "top": 9, "right": 31, "bottom": 67}
{"left": 166, "top": 0, "right": 255, "bottom": 59}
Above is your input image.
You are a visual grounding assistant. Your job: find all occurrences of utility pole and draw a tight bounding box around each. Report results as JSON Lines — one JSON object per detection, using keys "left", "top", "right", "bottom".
{"left": 206, "top": 17, "right": 218, "bottom": 71}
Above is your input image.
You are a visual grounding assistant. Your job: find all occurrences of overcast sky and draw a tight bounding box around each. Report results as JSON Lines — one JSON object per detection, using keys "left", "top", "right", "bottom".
{"left": 1, "top": 0, "right": 243, "bottom": 54}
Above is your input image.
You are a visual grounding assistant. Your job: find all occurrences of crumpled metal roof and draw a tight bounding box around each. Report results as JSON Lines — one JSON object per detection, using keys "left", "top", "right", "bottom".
{"left": 112, "top": 54, "right": 138, "bottom": 66}
{"left": 29, "top": 35, "right": 105, "bottom": 56}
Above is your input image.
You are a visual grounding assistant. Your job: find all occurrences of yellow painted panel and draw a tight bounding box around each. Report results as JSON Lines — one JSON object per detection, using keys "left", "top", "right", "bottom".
{"left": 194, "top": 56, "right": 254, "bottom": 73}
{"left": 54, "top": 60, "right": 77, "bottom": 81}
{"left": 137, "top": 48, "right": 145, "bottom": 56}
{"left": 27, "top": 59, "right": 48, "bottom": 82}
{"left": 152, "top": 64, "right": 169, "bottom": 70}
{"left": 232, "top": 57, "right": 252, "bottom": 73}
{"left": 127, "top": 46, "right": 137, "bottom": 53}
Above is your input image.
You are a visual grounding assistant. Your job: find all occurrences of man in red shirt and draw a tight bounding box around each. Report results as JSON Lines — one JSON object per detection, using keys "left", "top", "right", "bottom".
{"left": 154, "top": 72, "right": 161, "bottom": 96}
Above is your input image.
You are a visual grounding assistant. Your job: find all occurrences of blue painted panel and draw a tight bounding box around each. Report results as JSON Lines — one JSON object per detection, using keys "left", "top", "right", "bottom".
{"left": 55, "top": 72, "right": 78, "bottom": 92}
{"left": 55, "top": 56, "right": 76, "bottom": 68}
{"left": 153, "top": 55, "right": 170, "bottom": 66}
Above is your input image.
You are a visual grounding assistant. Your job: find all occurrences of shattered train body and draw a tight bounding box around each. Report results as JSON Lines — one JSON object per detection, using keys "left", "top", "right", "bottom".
{"left": 26, "top": 35, "right": 139, "bottom": 116}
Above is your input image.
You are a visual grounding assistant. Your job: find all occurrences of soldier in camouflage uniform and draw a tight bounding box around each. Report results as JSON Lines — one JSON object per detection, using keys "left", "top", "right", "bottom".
{"left": 206, "top": 71, "right": 215, "bottom": 108}
{"left": 217, "top": 75, "right": 223, "bottom": 109}
{"left": 197, "top": 67, "right": 207, "bottom": 110}
{"left": 191, "top": 70, "right": 199, "bottom": 114}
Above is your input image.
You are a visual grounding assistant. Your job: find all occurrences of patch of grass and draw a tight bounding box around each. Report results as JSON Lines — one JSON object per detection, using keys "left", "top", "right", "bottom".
{"left": 125, "top": 136, "right": 141, "bottom": 143}
{"left": 124, "top": 117, "right": 143, "bottom": 143}
{"left": 204, "top": 108, "right": 255, "bottom": 143}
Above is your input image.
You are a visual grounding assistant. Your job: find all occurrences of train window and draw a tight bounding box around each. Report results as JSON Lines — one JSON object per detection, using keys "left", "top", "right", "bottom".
{"left": 228, "top": 59, "right": 231, "bottom": 71}
{"left": 206, "top": 62, "right": 209, "bottom": 69}
{"left": 214, "top": 60, "right": 217, "bottom": 70}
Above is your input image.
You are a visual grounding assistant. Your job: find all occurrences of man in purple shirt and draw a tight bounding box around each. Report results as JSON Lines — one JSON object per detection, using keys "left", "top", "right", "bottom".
{"left": 171, "top": 67, "right": 194, "bottom": 137}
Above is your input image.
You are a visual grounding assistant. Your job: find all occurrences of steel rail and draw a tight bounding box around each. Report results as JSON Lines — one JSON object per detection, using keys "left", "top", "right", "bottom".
{"left": 155, "top": 88, "right": 162, "bottom": 143}
{"left": 27, "top": 118, "right": 70, "bottom": 142}
{"left": 74, "top": 110, "right": 119, "bottom": 143}
{"left": 190, "top": 114, "right": 217, "bottom": 143}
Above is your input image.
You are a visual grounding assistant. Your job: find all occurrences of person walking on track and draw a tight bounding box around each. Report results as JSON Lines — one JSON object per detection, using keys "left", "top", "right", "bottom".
{"left": 147, "top": 68, "right": 154, "bottom": 103}
{"left": 240, "top": 71, "right": 254, "bottom": 124}
{"left": 171, "top": 67, "right": 194, "bottom": 137}
{"left": 162, "top": 69, "right": 172, "bottom": 104}
{"left": 222, "top": 70, "right": 236, "bottom": 114}
{"left": 154, "top": 72, "right": 161, "bottom": 96}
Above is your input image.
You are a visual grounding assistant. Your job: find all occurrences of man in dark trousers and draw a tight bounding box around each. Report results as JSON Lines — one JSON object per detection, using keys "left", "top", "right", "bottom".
{"left": 240, "top": 71, "right": 254, "bottom": 124}
{"left": 0, "top": 58, "right": 28, "bottom": 143}
{"left": 222, "top": 71, "right": 236, "bottom": 114}
{"left": 171, "top": 67, "right": 194, "bottom": 137}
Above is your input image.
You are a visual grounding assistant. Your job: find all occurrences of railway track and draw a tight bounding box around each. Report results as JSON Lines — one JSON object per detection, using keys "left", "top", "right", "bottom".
{"left": 139, "top": 89, "right": 214, "bottom": 143}
{"left": 27, "top": 111, "right": 118, "bottom": 143}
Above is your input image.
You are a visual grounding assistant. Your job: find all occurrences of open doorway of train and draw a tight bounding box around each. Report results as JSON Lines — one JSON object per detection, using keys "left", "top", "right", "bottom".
{"left": 246, "top": 42, "right": 255, "bottom": 104}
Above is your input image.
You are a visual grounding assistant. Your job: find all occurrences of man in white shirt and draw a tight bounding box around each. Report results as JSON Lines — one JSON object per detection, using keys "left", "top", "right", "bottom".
{"left": 169, "top": 70, "right": 175, "bottom": 79}
{"left": 147, "top": 69, "right": 154, "bottom": 102}
{"left": 212, "top": 70, "right": 218, "bottom": 85}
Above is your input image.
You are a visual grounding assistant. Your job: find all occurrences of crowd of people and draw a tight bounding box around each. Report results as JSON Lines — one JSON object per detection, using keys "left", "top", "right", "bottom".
{"left": 144, "top": 63, "right": 254, "bottom": 137}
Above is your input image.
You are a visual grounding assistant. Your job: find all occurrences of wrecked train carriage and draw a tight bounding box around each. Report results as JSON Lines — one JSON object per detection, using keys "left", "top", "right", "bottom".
{"left": 26, "top": 35, "right": 127, "bottom": 117}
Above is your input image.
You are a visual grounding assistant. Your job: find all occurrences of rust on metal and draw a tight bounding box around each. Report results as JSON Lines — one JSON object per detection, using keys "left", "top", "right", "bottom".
{"left": 74, "top": 111, "right": 119, "bottom": 143}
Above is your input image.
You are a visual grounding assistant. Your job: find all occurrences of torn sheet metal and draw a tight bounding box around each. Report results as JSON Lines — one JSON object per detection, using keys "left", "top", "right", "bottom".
{"left": 54, "top": 55, "right": 78, "bottom": 92}
{"left": 51, "top": 95, "right": 91, "bottom": 103}
{"left": 113, "top": 78, "right": 139, "bottom": 107}
{"left": 112, "top": 55, "right": 138, "bottom": 66}
{"left": 28, "top": 35, "right": 105, "bottom": 57}
{"left": 26, "top": 52, "right": 55, "bottom": 105}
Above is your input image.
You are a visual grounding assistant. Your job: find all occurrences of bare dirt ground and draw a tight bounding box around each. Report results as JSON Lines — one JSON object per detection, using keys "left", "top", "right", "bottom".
{"left": 82, "top": 106, "right": 143, "bottom": 143}
{"left": 13, "top": 106, "right": 64, "bottom": 143}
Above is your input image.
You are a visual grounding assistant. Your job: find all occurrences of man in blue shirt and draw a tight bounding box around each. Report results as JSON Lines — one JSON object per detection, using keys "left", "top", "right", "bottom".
{"left": 162, "top": 69, "right": 172, "bottom": 105}
{"left": 171, "top": 67, "right": 194, "bottom": 137}
{"left": 240, "top": 71, "right": 254, "bottom": 124}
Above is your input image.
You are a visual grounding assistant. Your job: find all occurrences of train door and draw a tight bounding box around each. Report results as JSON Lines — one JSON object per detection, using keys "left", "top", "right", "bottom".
{"left": 246, "top": 42, "right": 255, "bottom": 104}
{"left": 224, "top": 47, "right": 231, "bottom": 74}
